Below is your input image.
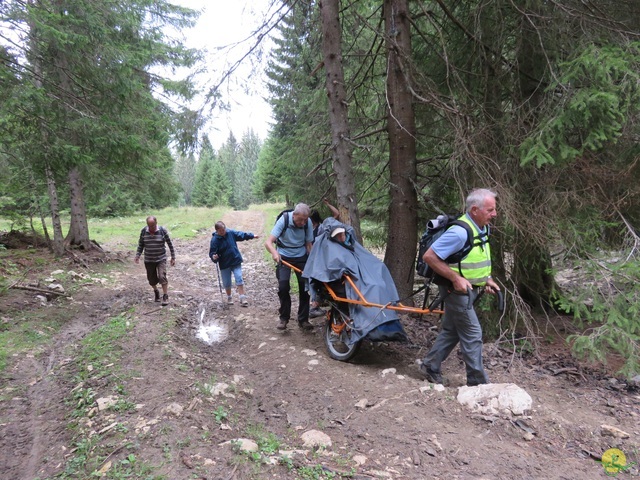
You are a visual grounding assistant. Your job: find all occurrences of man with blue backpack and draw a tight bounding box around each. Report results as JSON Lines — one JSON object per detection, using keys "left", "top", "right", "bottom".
{"left": 265, "top": 203, "right": 315, "bottom": 331}
{"left": 419, "top": 188, "right": 501, "bottom": 387}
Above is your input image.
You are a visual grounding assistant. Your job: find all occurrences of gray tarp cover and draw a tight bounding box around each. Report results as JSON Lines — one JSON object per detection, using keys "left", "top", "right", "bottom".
{"left": 302, "top": 218, "right": 406, "bottom": 344}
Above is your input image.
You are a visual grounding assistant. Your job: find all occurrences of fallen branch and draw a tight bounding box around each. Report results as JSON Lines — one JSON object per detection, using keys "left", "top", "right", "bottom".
{"left": 143, "top": 307, "right": 163, "bottom": 316}
{"left": 223, "top": 465, "right": 238, "bottom": 480}
{"left": 98, "top": 443, "right": 128, "bottom": 468}
{"left": 10, "top": 285, "right": 68, "bottom": 297}
{"left": 550, "top": 367, "right": 579, "bottom": 376}
{"left": 91, "top": 239, "right": 105, "bottom": 252}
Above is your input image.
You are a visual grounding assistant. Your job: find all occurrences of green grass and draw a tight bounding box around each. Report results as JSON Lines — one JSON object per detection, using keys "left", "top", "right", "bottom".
{"left": 0, "top": 204, "right": 294, "bottom": 254}
{"left": 87, "top": 206, "right": 229, "bottom": 249}
{"left": 53, "top": 313, "right": 156, "bottom": 479}
{"left": 0, "top": 206, "right": 228, "bottom": 251}
{"left": 253, "top": 203, "right": 286, "bottom": 225}
{"left": 0, "top": 310, "right": 65, "bottom": 374}
{"left": 73, "top": 313, "right": 134, "bottom": 381}
{"left": 256, "top": 203, "right": 285, "bottom": 263}
{"left": 1, "top": 203, "right": 389, "bottom": 251}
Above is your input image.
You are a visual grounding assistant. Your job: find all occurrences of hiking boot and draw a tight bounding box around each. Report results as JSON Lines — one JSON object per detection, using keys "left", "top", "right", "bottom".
{"left": 309, "top": 307, "right": 325, "bottom": 318}
{"left": 277, "top": 319, "right": 288, "bottom": 330}
{"left": 227, "top": 296, "right": 234, "bottom": 305}
{"left": 154, "top": 289, "right": 161, "bottom": 302}
{"left": 298, "top": 320, "right": 314, "bottom": 331}
{"left": 466, "top": 379, "right": 488, "bottom": 387}
{"left": 418, "top": 362, "right": 443, "bottom": 384}
{"left": 240, "top": 296, "right": 248, "bottom": 307}
{"left": 161, "top": 294, "right": 169, "bottom": 306}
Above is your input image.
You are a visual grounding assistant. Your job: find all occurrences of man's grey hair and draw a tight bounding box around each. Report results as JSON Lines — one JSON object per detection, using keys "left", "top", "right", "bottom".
{"left": 465, "top": 188, "right": 497, "bottom": 212}
{"left": 293, "top": 203, "right": 311, "bottom": 217}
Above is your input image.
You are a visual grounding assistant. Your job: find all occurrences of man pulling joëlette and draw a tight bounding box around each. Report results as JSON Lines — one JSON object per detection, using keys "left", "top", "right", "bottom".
{"left": 264, "top": 203, "right": 314, "bottom": 331}
{"left": 419, "top": 188, "right": 500, "bottom": 387}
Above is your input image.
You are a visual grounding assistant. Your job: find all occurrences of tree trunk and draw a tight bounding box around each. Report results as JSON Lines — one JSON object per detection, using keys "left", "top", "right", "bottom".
{"left": 319, "top": 0, "right": 361, "bottom": 239}
{"left": 513, "top": 237, "right": 556, "bottom": 310}
{"left": 382, "top": 0, "right": 418, "bottom": 301}
{"left": 510, "top": 0, "right": 557, "bottom": 310}
{"left": 66, "top": 167, "right": 92, "bottom": 249}
{"left": 44, "top": 164, "right": 65, "bottom": 256}
{"left": 38, "top": 207, "right": 51, "bottom": 246}
{"left": 28, "top": 6, "right": 65, "bottom": 256}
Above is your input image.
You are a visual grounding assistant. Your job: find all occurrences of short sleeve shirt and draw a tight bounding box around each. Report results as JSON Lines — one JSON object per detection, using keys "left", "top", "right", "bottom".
{"left": 431, "top": 214, "right": 485, "bottom": 260}
{"left": 271, "top": 212, "right": 314, "bottom": 258}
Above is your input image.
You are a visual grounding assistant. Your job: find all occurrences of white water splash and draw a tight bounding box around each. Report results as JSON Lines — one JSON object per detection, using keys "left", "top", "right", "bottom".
{"left": 196, "top": 305, "right": 228, "bottom": 344}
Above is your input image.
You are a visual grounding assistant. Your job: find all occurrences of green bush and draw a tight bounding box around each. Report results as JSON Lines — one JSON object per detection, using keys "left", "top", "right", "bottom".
{"left": 557, "top": 258, "right": 640, "bottom": 378}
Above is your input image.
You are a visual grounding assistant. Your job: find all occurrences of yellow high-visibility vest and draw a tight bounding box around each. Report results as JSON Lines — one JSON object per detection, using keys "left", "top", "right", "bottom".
{"left": 448, "top": 215, "right": 491, "bottom": 286}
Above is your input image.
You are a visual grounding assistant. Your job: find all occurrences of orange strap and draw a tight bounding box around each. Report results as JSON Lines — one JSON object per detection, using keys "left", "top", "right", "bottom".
{"left": 279, "top": 259, "right": 443, "bottom": 315}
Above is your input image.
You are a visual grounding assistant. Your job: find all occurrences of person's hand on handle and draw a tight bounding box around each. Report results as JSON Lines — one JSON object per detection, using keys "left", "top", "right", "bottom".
{"left": 485, "top": 277, "right": 500, "bottom": 295}
{"left": 451, "top": 275, "right": 472, "bottom": 294}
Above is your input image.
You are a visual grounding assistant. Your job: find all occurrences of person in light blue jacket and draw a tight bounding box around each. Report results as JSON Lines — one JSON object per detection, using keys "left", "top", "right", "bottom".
{"left": 264, "top": 203, "right": 314, "bottom": 330}
{"left": 209, "top": 221, "right": 259, "bottom": 306}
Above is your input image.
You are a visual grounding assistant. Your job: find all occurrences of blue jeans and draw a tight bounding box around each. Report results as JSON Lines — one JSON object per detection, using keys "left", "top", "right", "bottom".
{"left": 422, "top": 286, "right": 489, "bottom": 385}
{"left": 220, "top": 264, "right": 243, "bottom": 289}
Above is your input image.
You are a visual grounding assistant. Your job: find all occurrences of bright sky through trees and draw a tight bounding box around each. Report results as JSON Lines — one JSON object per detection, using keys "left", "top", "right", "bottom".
{"left": 173, "top": 0, "right": 275, "bottom": 149}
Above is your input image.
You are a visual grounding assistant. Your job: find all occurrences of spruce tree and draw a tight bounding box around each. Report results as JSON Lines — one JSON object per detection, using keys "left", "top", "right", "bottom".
{"left": 1, "top": 0, "right": 201, "bottom": 248}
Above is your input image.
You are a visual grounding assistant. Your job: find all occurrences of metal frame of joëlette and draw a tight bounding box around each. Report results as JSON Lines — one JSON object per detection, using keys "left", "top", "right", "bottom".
{"left": 280, "top": 259, "right": 444, "bottom": 316}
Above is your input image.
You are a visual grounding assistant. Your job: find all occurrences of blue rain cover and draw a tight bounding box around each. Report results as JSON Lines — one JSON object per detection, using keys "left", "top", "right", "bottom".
{"left": 302, "top": 217, "right": 407, "bottom": 344}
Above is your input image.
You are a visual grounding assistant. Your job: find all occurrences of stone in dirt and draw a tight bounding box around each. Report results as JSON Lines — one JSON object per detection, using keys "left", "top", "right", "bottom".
{"left": 457, "top": 383, "right": 532, "bottom": 416}
{"left": 163, "top": 402, "right": 184, "bottom": 417}
{"left": 96, "top": 396, "right": 118, "bottom": 411}
{"left": 301, "top": 429, "right": 332, "bottom": 448}
{"left": 223, "top": 438, "right": 258, "bottom": 452}
{"left": 600, "top": 425, "right": 630, "bottom": 438}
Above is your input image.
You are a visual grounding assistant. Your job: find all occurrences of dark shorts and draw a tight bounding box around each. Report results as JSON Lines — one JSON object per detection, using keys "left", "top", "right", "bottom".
{"left": 144, "top": 261, "right": 167, "bottom": 286}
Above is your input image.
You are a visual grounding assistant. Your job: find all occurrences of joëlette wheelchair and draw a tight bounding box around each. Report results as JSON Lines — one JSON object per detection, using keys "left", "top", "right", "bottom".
{"left": 281, "top": 260, "right": 444, "bottom": 362}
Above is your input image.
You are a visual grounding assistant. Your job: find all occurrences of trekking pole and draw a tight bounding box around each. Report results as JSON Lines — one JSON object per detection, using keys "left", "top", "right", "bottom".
{"left": 215, "top": 262, "right": 228, "bottom": 310}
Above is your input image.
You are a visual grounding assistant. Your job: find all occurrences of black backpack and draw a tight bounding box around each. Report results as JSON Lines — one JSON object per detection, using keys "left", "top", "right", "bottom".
{"left": 275, "top": 209, "right": 308, "bottom": 249}
{"left": 415, "top": 214, "right": 475, "bottom": 280}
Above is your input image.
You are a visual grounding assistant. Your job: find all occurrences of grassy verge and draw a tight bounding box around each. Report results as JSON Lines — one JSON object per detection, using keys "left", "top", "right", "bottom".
{"left": 54, "top": 313, "right": 165, "bottom": 480}
{"left": 0, "top": 206, "right": 228, "bottom": 251}
{"left": 0, "top": 257, "right": 130, "bottom": 375}
{"left": 251, "top": 203, "right": 285, "bottom": 263}
{"left": 0, "top": 307, "right": 72, "bottom": 376}
{"left": 87, "top": 206, "right": 228, "bottom": 250}
{"left": 1, "top": 204, "right": 388, "bottom": 250}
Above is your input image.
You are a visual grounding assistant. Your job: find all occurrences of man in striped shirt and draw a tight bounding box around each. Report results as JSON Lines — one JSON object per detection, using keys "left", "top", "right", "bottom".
{"left": 134, "top": 216, "right": 176, "bottom": 306}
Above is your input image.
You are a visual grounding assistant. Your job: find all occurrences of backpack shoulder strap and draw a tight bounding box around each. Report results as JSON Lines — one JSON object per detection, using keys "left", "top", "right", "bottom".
{"left": 450, "top": 220, "right": 474, "bottom": 250}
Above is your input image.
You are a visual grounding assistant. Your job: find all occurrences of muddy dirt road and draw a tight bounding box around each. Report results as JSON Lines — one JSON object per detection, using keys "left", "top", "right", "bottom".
{"left": 0, "top": 210, "right": 638, "bottom": 479}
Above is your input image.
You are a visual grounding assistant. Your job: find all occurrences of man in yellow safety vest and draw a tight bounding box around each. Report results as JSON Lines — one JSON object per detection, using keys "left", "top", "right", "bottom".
{"left": 419, "top": 188, "right": 501, "bottom": 386}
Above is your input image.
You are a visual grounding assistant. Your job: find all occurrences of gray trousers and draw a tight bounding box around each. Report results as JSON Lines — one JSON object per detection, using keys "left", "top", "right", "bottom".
{"left": 423, "top": 285, "right": 489, "bottom": 385}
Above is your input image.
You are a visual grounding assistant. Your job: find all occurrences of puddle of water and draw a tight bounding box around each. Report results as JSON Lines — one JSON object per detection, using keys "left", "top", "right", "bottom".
{"left": 196, "top": 306, "right": 228, "bottom": 345}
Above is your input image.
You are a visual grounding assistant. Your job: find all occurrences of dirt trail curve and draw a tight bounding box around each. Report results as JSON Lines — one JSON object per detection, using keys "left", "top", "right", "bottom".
{"left": 0, "top": 209, "right": 638, "bottom": 479}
